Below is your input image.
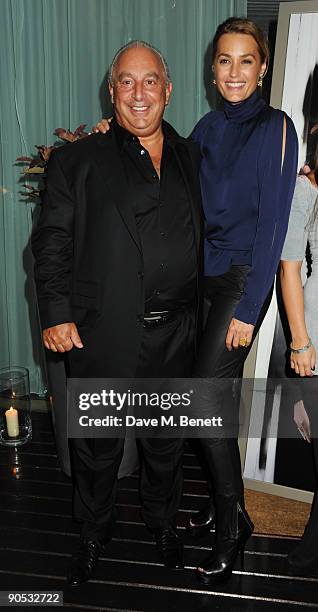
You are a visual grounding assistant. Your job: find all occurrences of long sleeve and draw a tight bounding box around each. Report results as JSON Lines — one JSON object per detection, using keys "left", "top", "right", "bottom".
{"left": 234, "top": 113, "right": 298, "bottom": 324}
{"left": 31, "top": 149, "right": 75, "bottom": 329}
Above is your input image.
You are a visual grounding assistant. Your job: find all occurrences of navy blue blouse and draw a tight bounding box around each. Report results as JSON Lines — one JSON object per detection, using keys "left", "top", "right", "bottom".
{"left": 191, "top": 90, "right": 298, "bottom": 324}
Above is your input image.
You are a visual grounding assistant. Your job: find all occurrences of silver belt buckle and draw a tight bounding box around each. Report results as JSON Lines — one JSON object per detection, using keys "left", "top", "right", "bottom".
{"left": 143, "top": 310, "right": 169, "bottom": 322}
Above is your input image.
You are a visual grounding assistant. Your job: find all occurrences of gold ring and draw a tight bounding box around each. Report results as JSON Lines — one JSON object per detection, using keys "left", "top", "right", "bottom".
{"left": 239, "top": 337, "right": 248, "bottom": 347}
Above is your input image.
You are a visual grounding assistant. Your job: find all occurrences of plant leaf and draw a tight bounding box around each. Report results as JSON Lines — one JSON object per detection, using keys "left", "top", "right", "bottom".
{"left": 35, "top": 145, "right": 55, "bottom": 162}
{"left": 73, "top": 124, "right": 87, "bottom": 137}
{"left": 54, "top": 128, "right": 76, "bottom": 142}
{"left": 23, "top": 166, "right": 45, "bottom": 174}
{"left": 16, "top": 156, "right": 33, "bottom": 162}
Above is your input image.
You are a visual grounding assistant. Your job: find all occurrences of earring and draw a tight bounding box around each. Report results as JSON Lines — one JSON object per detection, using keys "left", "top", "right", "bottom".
{"left": 257, "top": 75, "right": 263, "bottom": 87}
{"left": 212, "top": 79, "right": 216, "bottom": 85}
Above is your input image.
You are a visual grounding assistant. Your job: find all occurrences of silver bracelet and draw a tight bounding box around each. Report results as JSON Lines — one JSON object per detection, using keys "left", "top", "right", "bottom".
{"left": 290, "top": 338, "right": 312, "bottom": 354}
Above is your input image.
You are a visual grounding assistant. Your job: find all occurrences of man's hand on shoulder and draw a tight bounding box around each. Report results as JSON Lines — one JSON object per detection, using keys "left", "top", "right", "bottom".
{"left": 43, "top": 323, "right": 83, "bottom": 352}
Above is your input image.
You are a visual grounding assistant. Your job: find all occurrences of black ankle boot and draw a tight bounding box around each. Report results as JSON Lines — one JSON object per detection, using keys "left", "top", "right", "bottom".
{"left": 186, "top": 499, "right": 216, "bottom": 537}
{"left": 196, "top": 498, "right": 254, "bottom": 584}
{"left": 67, "top": 537, "right": 103, "bottom": 586}
{"left": 152, "top": 525, "right": 184, "bottom": 569}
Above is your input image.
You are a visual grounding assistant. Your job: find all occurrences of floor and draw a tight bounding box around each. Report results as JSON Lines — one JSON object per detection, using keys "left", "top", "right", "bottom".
{"left": 0, "top": 411, "right": 317, "bottom": 611}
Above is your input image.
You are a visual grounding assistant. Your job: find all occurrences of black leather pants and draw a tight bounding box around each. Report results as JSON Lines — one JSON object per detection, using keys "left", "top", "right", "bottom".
{"left": 193, "top": 265, "right": 272, "bottom": 503}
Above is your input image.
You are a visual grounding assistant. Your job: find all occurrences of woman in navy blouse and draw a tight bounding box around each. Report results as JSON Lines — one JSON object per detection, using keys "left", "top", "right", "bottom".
{"left": 187, "top": 17, "right": 298, "bottom": 585}
{"left": 93, "top": 18, "right": 298, "bottom": 584}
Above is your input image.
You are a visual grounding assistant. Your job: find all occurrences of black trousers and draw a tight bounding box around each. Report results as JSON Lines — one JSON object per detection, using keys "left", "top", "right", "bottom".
{"left": 70, "top": 309, "right": 195, "bottom": 541}
{"left": 298, "top": 377, "right": 318, "bottom": 483}
{"left": 193, "top": 265, "right": 272, "bottom": 501}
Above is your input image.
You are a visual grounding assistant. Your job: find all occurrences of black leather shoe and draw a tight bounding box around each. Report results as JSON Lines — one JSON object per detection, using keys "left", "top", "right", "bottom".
{"left": 153, "top": 526, "right": 184, "bottom": 569}
{"left": 186, "top": 500, "right": 216, "bottom": 538}
{"left": 67, "top": 537, "right": 102, "bottom": 586}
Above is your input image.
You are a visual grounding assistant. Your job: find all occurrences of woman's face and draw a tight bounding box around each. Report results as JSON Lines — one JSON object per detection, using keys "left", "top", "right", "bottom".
{"left": 213, "top": 33, "right": 267, "bottom": 104}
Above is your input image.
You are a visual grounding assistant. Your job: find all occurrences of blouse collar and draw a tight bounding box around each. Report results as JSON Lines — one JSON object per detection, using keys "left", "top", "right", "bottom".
{"left": 223, "top": 89, "right": 267, "bottom": 123}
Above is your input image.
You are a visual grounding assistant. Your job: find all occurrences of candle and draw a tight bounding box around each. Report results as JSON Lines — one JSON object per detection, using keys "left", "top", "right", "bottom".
{"left": 5, "top": 407, "right": 19, "bottom": 437}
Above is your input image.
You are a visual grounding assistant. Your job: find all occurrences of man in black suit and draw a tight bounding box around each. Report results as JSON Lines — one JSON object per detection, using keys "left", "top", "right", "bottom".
{"left": 32, "top": 41, "right": 202, "bottom": 585}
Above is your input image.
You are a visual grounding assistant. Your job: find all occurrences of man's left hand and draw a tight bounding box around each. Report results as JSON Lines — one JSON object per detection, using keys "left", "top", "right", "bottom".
{"left": 225, "top": 318, "right": 254, "bottom": 351}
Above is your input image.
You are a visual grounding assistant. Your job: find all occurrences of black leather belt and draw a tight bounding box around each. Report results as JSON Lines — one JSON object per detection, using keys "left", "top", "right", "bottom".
{"left": 142, "top": 310, "right": 179, "bottom": 328}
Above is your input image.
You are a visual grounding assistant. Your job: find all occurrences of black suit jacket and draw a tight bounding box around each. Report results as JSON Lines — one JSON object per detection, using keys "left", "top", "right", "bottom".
{"left": 32, "top": 121, "right": 203, "bottom": 377}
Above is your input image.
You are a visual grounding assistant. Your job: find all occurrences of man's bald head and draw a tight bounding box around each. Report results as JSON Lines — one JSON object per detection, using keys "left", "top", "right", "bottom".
{"left": 109, "top": 40, "right": 171, "bottom": 86}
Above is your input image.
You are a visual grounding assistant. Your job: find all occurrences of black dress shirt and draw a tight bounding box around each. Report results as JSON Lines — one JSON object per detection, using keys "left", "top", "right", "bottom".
{"left": 113, "top": 120, "right": 197, "bottom": 312}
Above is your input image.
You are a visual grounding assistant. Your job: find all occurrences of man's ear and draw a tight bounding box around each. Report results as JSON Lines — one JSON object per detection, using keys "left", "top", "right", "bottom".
{"left": 108, "top": 82, "right": 114, "bottom": 104}
{"left": 165, "top": 82, "right": 173, "bottom": 106}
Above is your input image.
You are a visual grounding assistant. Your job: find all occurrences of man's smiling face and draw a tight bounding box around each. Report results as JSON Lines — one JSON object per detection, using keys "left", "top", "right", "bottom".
{"left": 109, "top": 46, "right": 172, "bottom": 137}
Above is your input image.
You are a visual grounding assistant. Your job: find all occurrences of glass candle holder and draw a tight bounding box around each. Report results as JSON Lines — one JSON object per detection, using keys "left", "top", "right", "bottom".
{"left": 0, "top": 367, "right": 32, "bottom": 446}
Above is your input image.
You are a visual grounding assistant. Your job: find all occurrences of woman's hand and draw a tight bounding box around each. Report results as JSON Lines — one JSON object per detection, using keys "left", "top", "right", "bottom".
{"left": 92, "top": 118, "right": 112, "bottom": 134}
{"left": 294, "top": 400, "right": 311, "bottom": 442}
{"left": 225, "top": 318, "right": 254, "bottom": 351}
{"left": 290, "top": 343, "right": 316, "bottom": 376}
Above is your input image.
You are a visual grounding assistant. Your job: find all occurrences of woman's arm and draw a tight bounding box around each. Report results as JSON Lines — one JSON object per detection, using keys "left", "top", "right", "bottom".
{"left": 280, "top": 260, "right": 316, "bottom": 376}
{"left": 233, "top": 112, "right": 298, "bottom": 326}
